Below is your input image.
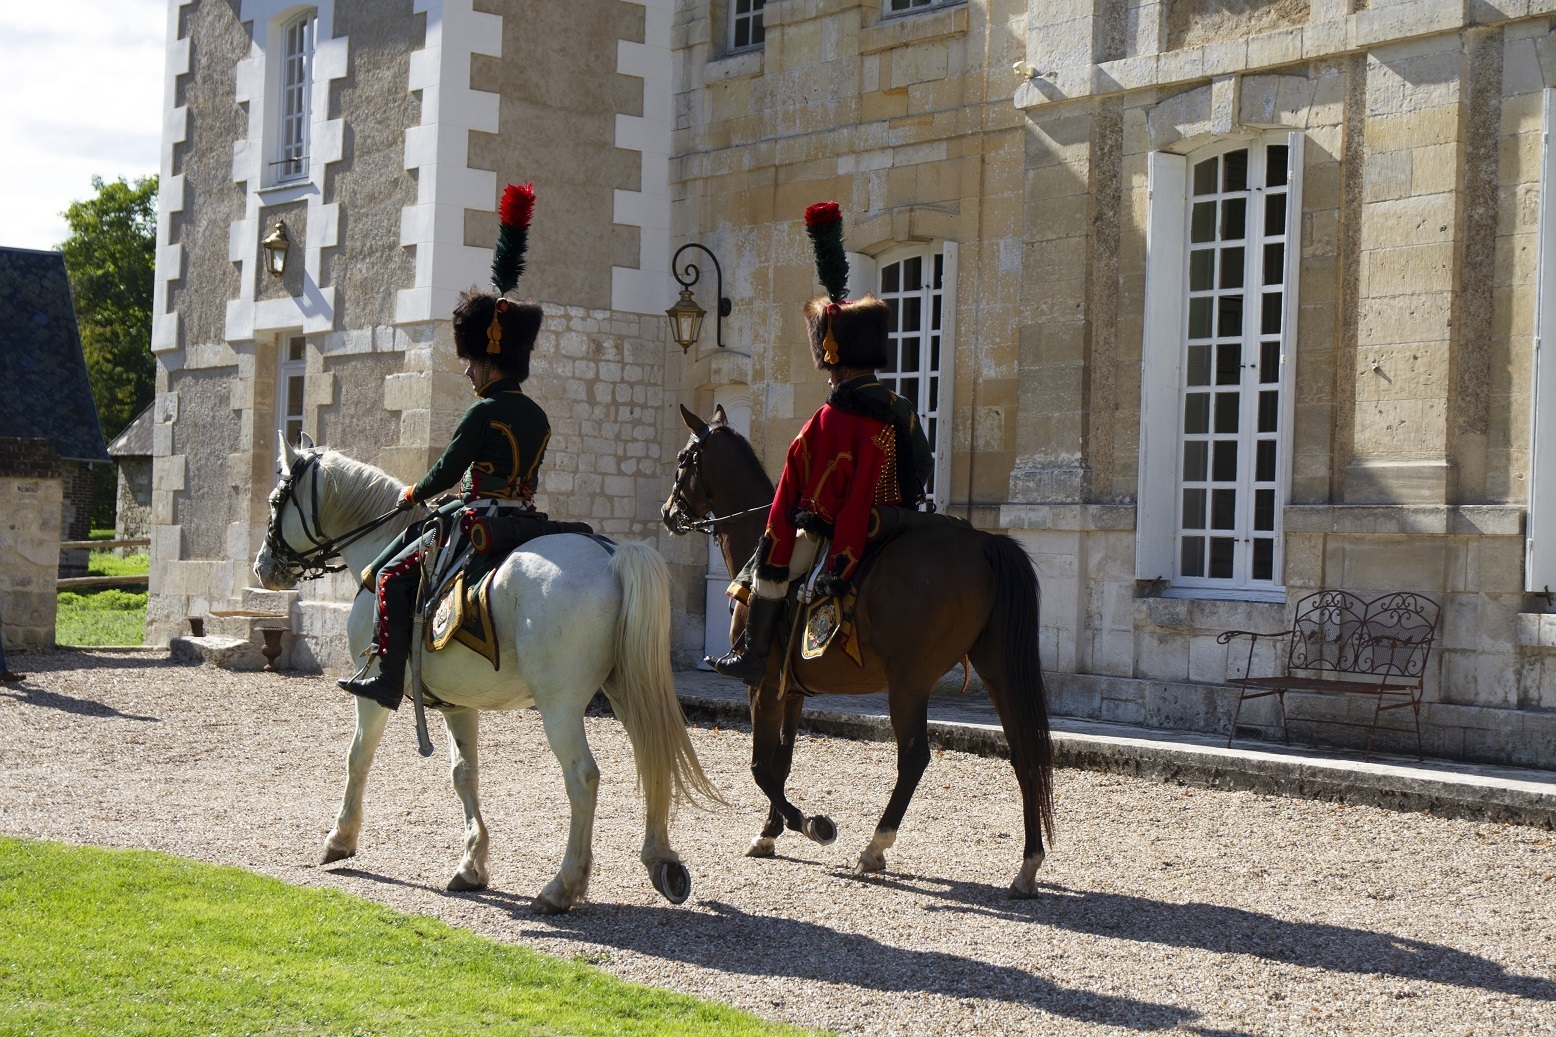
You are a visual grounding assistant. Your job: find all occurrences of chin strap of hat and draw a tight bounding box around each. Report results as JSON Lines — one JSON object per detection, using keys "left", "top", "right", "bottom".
{"left": 487, "top": 182, "right": 535, "bottom": 354}
{"left": 805, "top": 200, "right": 849, "bottom": 365}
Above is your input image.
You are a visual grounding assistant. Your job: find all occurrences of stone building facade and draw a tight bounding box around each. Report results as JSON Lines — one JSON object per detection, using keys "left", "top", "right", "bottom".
{"left": 0, "top": 439, "right": 64, "bottom": 649}
{"left": 157, "top": 0, "right": 1554, "bottom": 766}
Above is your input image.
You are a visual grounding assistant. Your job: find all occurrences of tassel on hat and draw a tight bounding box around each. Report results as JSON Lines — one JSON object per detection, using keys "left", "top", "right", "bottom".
{"left": 804, "top": 201, "right": 849, "bottom": 365}
{"left": 487, "top": 182, "right": 536, "bottom": 354}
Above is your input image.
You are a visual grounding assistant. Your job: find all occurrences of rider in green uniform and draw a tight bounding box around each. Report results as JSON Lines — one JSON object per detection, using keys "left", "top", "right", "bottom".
{"left": 339, "top": 182, "right": 548, "bottom": 709}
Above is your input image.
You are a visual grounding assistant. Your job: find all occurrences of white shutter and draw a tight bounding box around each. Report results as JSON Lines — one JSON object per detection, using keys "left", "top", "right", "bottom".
{"left": 1529, "top": 90, "right": 1556, "bottom": 591}
{"left": 934, "top": 242, "right": 958, "bottom": 512}
{"left": 1136, "top": 150, "right": 1189, "bottom": 580}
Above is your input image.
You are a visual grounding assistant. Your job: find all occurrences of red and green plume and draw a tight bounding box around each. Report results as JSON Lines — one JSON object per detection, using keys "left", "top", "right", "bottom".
{"left": 804, "top": 201, "right": 849, "bottom": 304}
{"left": 491, "top": 182, "right": 535, "bottom": 296}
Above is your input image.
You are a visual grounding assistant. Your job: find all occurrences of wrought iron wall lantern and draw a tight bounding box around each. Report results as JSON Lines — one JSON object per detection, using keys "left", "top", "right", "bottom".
{"left": 261, "top": 221, "right": 291, "bottom": 277}
{"left": 666, "top": 242, "right": 732, "bottom": 352}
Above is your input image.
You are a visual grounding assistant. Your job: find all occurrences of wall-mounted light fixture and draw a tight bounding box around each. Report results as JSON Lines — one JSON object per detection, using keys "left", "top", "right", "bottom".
{"left": 666, "top": 242, "right": 731, "bottom": 353}
{"left": 261, "top": 221, "right": 291, "bottom": 277}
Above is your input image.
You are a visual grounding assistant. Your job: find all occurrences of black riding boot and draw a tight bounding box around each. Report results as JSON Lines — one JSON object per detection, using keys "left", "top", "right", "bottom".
{"left": 336, "top": 572, "right": 413, "bottom": 710}
{"left": 708, "top": 595, "right": 785, "bottom": 684}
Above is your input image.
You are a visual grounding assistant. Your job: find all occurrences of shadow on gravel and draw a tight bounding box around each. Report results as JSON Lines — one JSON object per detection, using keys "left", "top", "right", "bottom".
{"left": 0, "top": 681, "right": 159, "bottom": 722}
{"left": 521, "top": 899, "right": 1222, "bottom": 1034}
{"left": 863, "top": 872, "right": 1555, "bottom": 1003}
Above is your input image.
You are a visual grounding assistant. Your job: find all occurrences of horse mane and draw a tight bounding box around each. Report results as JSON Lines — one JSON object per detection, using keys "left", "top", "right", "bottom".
{"left": 717, "top": 426, "right": 775, "bottom": 496}
{"left": 314, "top": 449, "right": 408, "bottom": 532}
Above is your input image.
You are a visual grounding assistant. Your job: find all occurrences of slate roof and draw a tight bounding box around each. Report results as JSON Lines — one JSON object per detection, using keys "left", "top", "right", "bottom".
{"left": 107, "top": 402, "right": 155, "bottom": 458}
{"left": 0, "top": 247, "right": 109, "bottom": 463}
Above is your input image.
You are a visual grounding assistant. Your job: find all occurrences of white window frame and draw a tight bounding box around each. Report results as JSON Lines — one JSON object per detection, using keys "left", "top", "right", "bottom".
{"left": 1136, "top": 132, "right": 1303, "bottom": 600}
{"left": 862, "top": 243, "right": 958, "bottom": 513}
{"left": 279, "top": 334, "right": 308, "bottom": 447}
{"left": 728, "top": 0, "right": 765, "bottom": 51}
{"left": 1529, "top": 89, "right": 1556, "bottom": 593}
{"left": 270, "top": 9, "right": 314, "bottom": 186}
{"left": 883, "top": 0, "right": 960, "bottom": 16}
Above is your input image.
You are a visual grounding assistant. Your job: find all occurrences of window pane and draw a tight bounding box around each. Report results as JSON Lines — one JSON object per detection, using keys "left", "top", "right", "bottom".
{"left": 1252, "top": 538, "right": 1274, "bottom": 581}
{"left": 1186, "top": 344, "right": 1211, "bottom": 386}
{"left": 1258, "top": 390, "right": 1279, "bottom": 433}
{"left": 288, "top": 337, "right": 306, "bottom": 361}
{"left": 882, "top": 262, "right": 899, "bottom": 293}
{"left": 1264, "top": 194, "right": 1286, "bottom": 236}
{"left": 1219, "top": 246, "right": 1244, "bottom": 289}
{"left": 1254, "top": 488, "right": 1276, "bottom": 531}
{"left": 1182, "top": 536, "right": 1206, "bottom": 577}
{"left": 904, "top": 256, "right": 922, "bottom": 291}
{"left": 1261, "top": 292, "right": 1282, "bottom": 335}
{"left": 1188, "top": 297, "right": 1212, "bottom": 339}
{"left": 1193, "top": 157, "right": 1218, "bottom": 197}
{"left": 903, "top": 297, "right": 921, "bottom": 332}
{"left": 1215, "top": 343, "right": 1241, "bottom": 385}
{"left": 1212, "top": 441, "right": 1238, "bottom": 482}
{"left": 1191, "top": 201, "right": 1216, "bottom": 243}
{"left": 1190, "top": 249, "right": 1214, "bottom": 291}
{"left": 1214, "top": 392, "right": 1239, "bottom": 433}
{"left": 900, "top": 377, "right": 919, "bottom": 404}
{"left": 1260, "top": 340, "right": 1280, "bottom": 382}
{"left": 934, "top": 252, "right": 943, "bottom": 289}
{"left": 930, "top": 337, "right": 940, "bottom": 371}
{"left": 734, "top": 21, "right": 749, "bottom": 47}
{"left": 1216, "top": 295, "right": 1243, "bottom": 337}
{"left": 286, "top": 375, "right": 305, "bottom": 417}
{"left": 1209, "top": 538, "right": 1236, "bottom": 578}
{"left": 1266, "top": 144, "right": 1289, "bottom": 188}
{"left": 901, "top": 339, "right": 920, "bottom": 372}
{"left": 931, "top": 294, "right": 942, "bottom": 330}
{"left": 1222, "top": 149, "right": 1248, "bottom": 192}
{"left": 1256, "top": 439, "right": 1277, "bottom": 482}
{"left": 1184, "top": 393, "right": 1209, "bottom": 434}
{"left": 1220, "top": 198, "right": 1246, "bottom": 241}
{"left": 1183, "top": 489, "right": 1206, "bottom": 529}
{"left": 1184, "top": 441, "right": 1208, "bottom": 481}
{"left": 928, "top": 378, "right": 938, "bottom": 412}
{"left": 1263, "top": 242, "right": 1284, "bottom": 285}
{"left": 1211, "top": 489, "right": 1236, "bottom": 529}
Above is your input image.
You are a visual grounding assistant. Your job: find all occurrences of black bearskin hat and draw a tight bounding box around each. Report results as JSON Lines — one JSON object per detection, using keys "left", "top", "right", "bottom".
{"left": 453, "top": 291, "right": 541, "bottom": 382}
{"left": 804, "top": 294, "right": 889, "bottom": 371}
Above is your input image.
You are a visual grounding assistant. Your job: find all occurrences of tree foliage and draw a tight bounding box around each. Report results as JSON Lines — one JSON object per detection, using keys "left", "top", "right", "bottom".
{"left": 59, "top": 175, "right": 158, "bottom": 442}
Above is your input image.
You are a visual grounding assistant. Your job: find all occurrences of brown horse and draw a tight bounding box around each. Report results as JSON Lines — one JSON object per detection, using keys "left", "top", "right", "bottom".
{"left": 662, "top": 404, "right": 1056, "bottom": 896}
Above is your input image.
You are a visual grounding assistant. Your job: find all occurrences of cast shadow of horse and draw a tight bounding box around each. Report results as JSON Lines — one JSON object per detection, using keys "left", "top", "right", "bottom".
{"left": 859, "top": 871, "right": 1556, "bottom": 1003}
{"left": 0, "top": 679, "right": 159, "bottom": 722}
{"left": 522, "top": 898, "right": 1232, "bottom": 1034}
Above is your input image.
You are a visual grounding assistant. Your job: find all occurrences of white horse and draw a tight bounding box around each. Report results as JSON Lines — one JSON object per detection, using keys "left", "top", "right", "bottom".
{"left": 253, "top": 433, "right": 724, "bottom": 913}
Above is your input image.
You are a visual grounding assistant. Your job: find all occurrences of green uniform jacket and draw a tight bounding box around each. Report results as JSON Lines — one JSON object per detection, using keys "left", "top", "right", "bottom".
{"left": 411, "top": 376, "right": 551, "bottom": 503}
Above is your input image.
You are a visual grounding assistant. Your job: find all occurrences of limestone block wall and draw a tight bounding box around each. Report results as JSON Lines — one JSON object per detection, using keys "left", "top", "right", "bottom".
{"left": 114, "top": 459, "right": 153, "bottom": 542}
{"left": 0, "top": 439, "right": 62, "bottom": 649}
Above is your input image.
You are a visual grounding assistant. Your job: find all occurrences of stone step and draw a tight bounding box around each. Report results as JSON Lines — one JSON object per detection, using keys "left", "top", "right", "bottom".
{"left": 170, "top": 635, "right": 269, "bottom": 671}
{"left": 240, "top": 586, "right": 297, "bottom": 613}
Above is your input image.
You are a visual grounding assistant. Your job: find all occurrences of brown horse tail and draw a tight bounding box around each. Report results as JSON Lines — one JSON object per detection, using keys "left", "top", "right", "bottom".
{"left": 980, "top": 534, "right": 1056, "bottom": 843}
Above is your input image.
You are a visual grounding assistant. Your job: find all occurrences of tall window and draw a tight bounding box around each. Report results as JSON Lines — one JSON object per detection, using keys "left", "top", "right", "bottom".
{"left": 276, "top": 12, "right": 313, "bottom": 182}
{"left": 1174, "top": 140, "right": 1295, "bottom": 589}
{"left": 730, "top": 0, "right": 764, "bottom": 50}
{"left": 279, "top": 335, "right": 307, "bottom": 446}
{"left": 877, "top": 248, "right": 948, "bottom": 504}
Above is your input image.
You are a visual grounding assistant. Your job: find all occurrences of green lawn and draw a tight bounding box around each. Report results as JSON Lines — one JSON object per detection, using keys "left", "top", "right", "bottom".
{"left": 55, "top": 549, "right": 149, "bottom": 647}
{"left": 0, "top": 838, "right": 815, "bottom": 1037}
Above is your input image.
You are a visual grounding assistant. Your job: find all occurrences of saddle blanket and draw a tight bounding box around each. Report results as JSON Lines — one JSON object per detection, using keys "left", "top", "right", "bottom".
{"left": 427, "top": 569, "right": 501, "bottom": 670}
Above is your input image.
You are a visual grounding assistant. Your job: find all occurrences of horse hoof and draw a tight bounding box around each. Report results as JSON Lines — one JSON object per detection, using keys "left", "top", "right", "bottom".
{"left": 651, "top": 861, "right": 691, "bottom": 905}
{"left": 854, "top": 850, "right": 886, "bottom": 876}
{"left": 534, "top": 890, "right": 573, "bottom": 915}
{"left": 1007, "top": 879, "right": 1041, "bottom": 899}
{"left": 321, "top": 843, "right": 355, "bottom": 864}
{"left": 447, "top": 872, "right": 487, "bottom": 893}
{"left": 803, "top": 815, "right": 837, "bottom": 846}
{"left": 745, "top": 836, "right": 776, "bottom": 858}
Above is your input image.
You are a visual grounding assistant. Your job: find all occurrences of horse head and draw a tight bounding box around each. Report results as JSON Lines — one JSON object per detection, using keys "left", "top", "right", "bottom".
{"left": 253, "top": 430, "right": 324, "bottom": 590}
{"left": 661, "top": 404, "right": 726, "bottom": 535}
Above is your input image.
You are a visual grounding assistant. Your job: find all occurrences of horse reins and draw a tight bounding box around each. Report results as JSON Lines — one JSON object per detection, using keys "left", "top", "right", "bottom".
{"left": 265, "top": 451, "right": 406, "bottom": 581}
{"left": 667, "top": 424, "right": 770, "bottom": 535}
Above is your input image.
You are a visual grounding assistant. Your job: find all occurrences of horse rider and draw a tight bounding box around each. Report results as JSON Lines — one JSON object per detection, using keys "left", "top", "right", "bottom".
{"left": 338, "top": 183, "right": 550, "bottom": 710}
{"left": 708, "top": 201, "right": 933, "bottom": 683}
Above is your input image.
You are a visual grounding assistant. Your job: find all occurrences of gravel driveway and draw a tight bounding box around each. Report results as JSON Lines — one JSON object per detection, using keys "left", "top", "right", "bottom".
{"left": 2, "top": 649, "right": 1553, "bottom": 1036}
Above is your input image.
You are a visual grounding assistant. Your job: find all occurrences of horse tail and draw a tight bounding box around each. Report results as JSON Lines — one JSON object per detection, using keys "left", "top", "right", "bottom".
{"left": 978, "top": 533, "right": 1056, "bottom": 844}
{"left": 601, "top": 542, "right": 728, "bottom": 817}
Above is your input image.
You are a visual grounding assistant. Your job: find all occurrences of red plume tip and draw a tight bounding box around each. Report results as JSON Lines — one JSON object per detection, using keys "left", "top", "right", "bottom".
{"left": 499, "top": 182, "right": 535, "bottom": 229}
{"left": 804, "top": 201, "right": 842, "bottom": 228}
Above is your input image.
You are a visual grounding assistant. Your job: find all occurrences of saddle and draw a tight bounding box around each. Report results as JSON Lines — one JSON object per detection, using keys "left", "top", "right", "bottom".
{"left": 423, "top": 510, "right": 610, "bottom": 671}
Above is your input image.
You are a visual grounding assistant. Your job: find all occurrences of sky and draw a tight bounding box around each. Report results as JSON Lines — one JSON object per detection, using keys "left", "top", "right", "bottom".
{"left": 0, "top": 0, "right": 167, "bottom": 252}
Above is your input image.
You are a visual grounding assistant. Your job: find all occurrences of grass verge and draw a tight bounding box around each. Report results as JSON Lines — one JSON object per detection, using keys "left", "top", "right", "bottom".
{"left": 0, "top": 837, "right": 815, "bottom": 1037}
{"left": 56, "top": 550, "right": 149, "bottom": 647}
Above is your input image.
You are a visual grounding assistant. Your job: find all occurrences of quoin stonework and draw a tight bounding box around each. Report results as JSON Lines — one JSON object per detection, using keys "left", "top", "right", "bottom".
{"left": 157, "top": 0, "right": 1556, "bottom": 766}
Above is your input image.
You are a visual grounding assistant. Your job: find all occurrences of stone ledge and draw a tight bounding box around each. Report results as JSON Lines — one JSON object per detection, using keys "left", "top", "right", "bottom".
{"left": 859, "top": 3, "right": 969, "bottom": 55}
{"left": 704, "top": 49, "right": 762, "bottom": 82}
{"left": 1517, "top": 611, "right": 1556, "bottom": 648}
{"left": 1000, "top": 503, "right": 1136, "bottom": 532}
{"left": 1284, "top": 504, "right": 1524, "bottom": 536}
{"left": 169, "top": 635, "right": 267, "bottom": 671}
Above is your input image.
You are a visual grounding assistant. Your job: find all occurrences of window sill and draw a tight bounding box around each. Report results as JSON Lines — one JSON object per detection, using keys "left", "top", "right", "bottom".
{"left": 1155, "top": 586, "right": 1286, "bottom": 603}
{"left": 705, "top": 49, "right": 762, "bottom": 82}
{"left": 859, "top": 4, "right": 968, "bottom": 55}
{"left": 256, "top": 180, "right": 318, "bottom": 204}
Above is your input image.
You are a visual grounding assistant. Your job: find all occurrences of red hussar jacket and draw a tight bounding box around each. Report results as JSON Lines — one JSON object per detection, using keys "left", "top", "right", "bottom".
{"left": 762, "top": 376, "right": 907, "bottom": 584}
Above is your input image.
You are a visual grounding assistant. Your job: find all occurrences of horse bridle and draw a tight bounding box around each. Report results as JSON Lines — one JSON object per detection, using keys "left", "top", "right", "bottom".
{"left": 664, "top": 424, "right": 768, "bottom": 536}
{"left": 265, "top": 451, "right": 403, "bottom": 581}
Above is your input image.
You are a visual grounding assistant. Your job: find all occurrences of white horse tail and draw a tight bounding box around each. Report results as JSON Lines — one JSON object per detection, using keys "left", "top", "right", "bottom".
{"left": 601, "top": 542, "right": 729, "bottom": 817}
